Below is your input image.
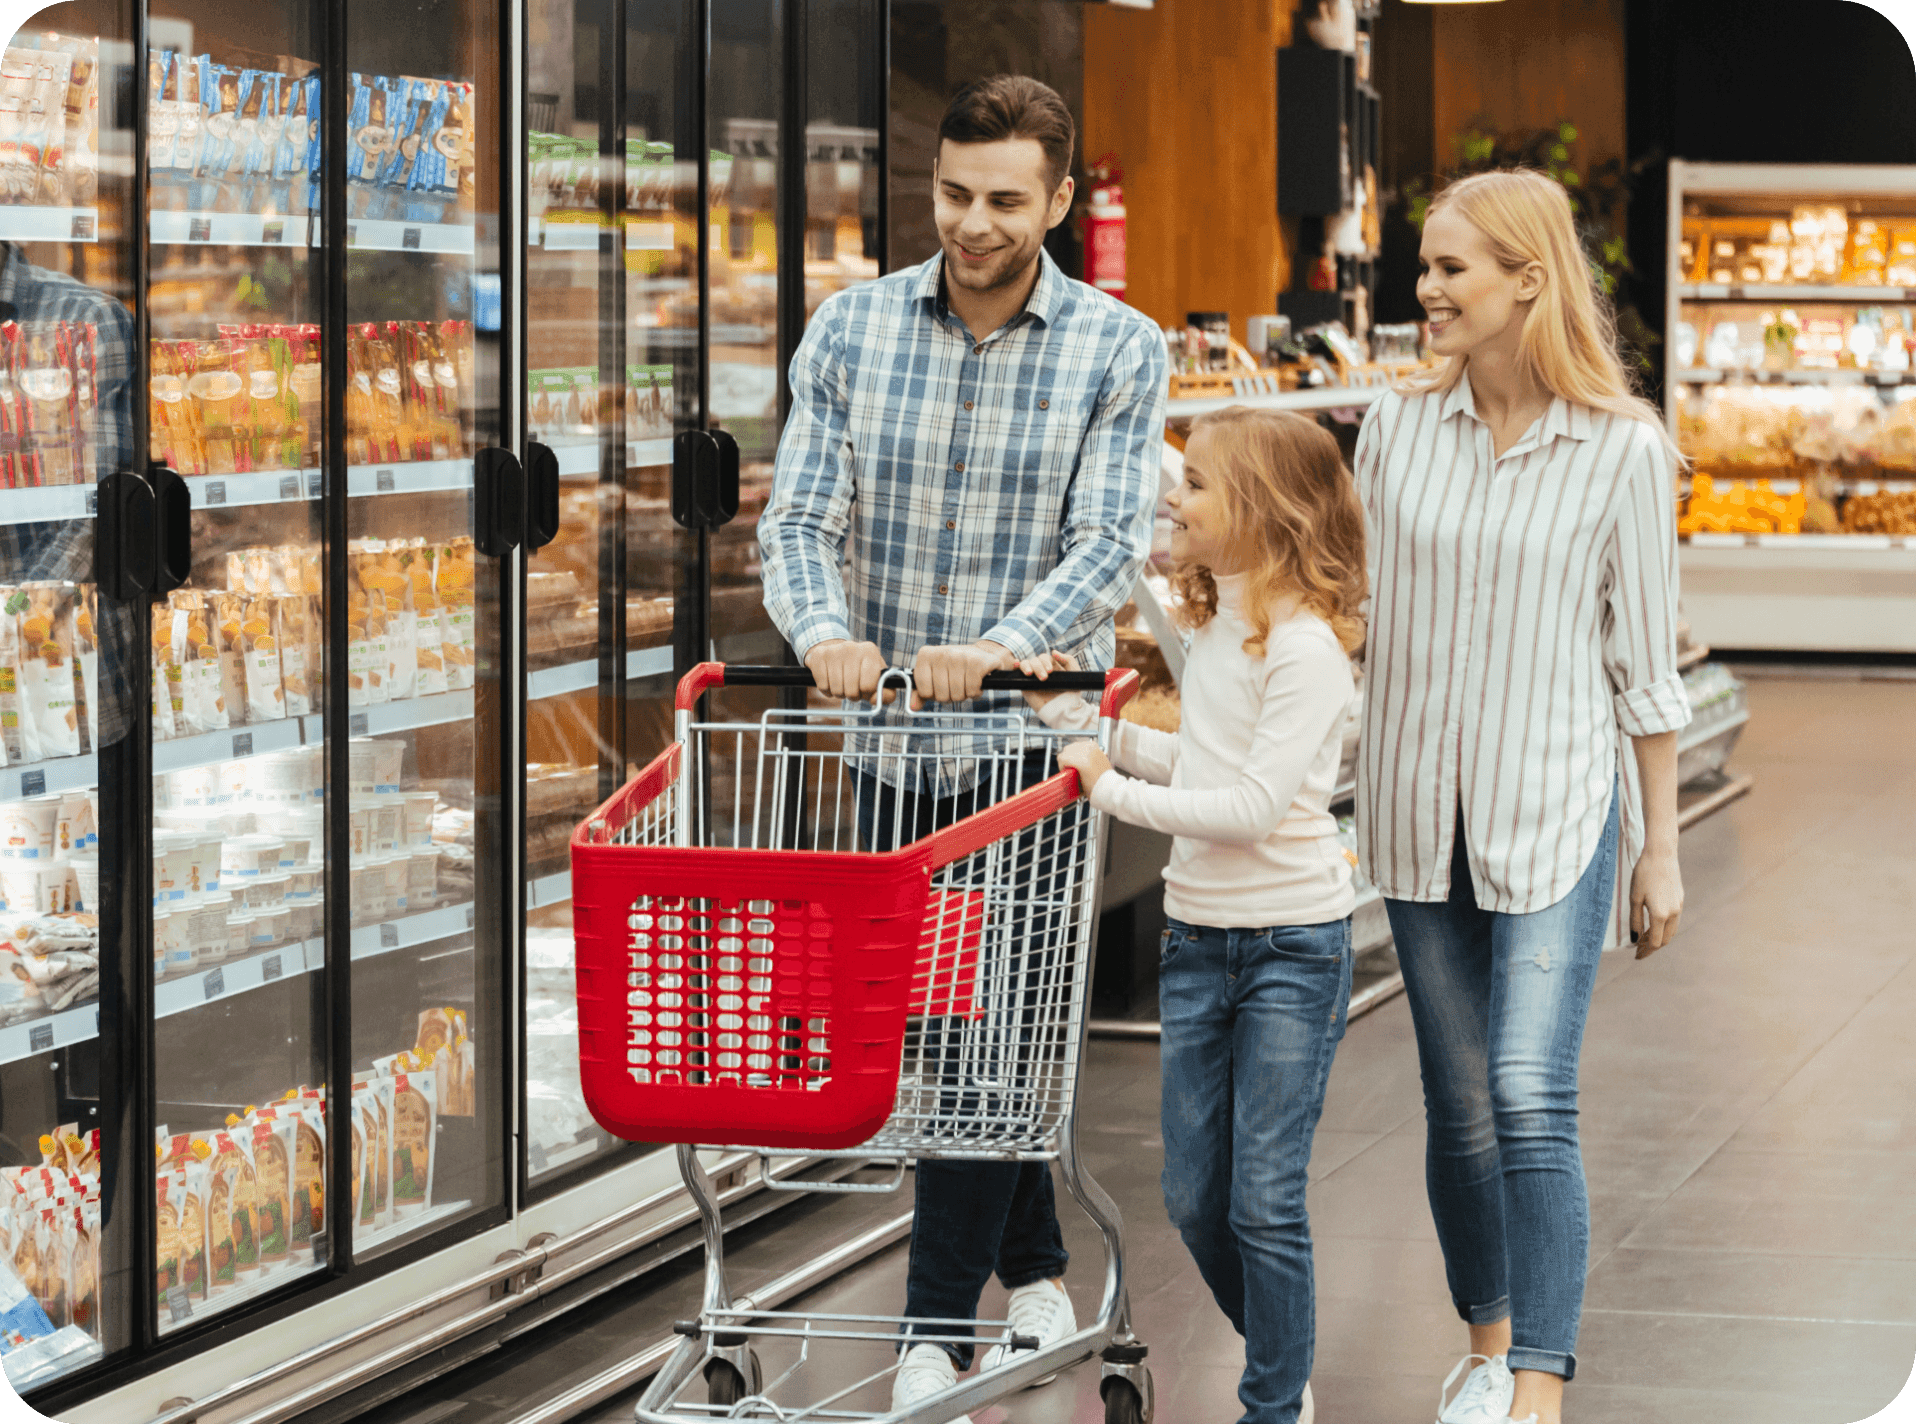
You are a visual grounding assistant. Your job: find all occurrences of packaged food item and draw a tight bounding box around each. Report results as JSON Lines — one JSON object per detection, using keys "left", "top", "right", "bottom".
{"left": 371, "top": 77, "right": 431, "bottom": 219}
{"left": 206, "top": 1130, "right": 259, "bottom": 1287}
{"left": 249, "top": 1115, "right": 293, "bottom": 1269}
{"left": 352, "top": 1076, "right": 394, "bottom": 1231}
{"left": 0, "top": 49, "right": 41, "bottom": 205}
{"left": 10, "top": 321, "right": 86, "bottom": 487}
{"left": 188, "top": 59, "right": 246, "bottom": 213}
{"left": 288, "top": 1100, "right": 325, "bottom": 1258}
{"left": 7, "top": 47, "right": 71, "bottom": 208}
{"left": 275, "top": 595, "right": 317, "bottom": 718}
{"left": 346, "top": 73, "right": 398, "bottom": 217}
{"left": 274, "top": 72, "right": 317, "bottom": 217}
{"left": 74, "top": 583, "right": 97, "bottom": 753}
{"left": 148, "top": 339, "right": 204, "bottom": 476}
{"left": 13, "top": 585, "right": 80, "bottom": 760}
{"left": 240, "top": 596, "right": 285, "bottom": 723}
{"left": 389, "top": 1070, "right": 435, "bottom": 1214}
{"left": 233, "top": 70, "right": 280, "bottom": 214}
{"left": 436, "top": 539, "right": 476, "bottom": 690}
{"left": 211, "top": 592, "right": 251, "bottom": 727}
{"left": 175, "top": 1155, "right": 209, "bottom": 1304}
{"left": 1847, "top": 219, "right": 1890, "bottom": 286}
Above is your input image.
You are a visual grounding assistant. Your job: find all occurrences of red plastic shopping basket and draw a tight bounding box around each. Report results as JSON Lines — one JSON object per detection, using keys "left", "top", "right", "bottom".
{"left": 569, "top": 662, "right": 1133, "bottom": 1151}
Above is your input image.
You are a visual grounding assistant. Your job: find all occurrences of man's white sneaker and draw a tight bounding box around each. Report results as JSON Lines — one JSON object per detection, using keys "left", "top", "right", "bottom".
{"left": 976, "top": 1278, "right": 1077, "bottom": 1386}
{"left": 892, "top": 1343, "right": 970, "bottom": 1423}
{"left": 1436, "top": 1354, "right": 1514, "bottom": 1424}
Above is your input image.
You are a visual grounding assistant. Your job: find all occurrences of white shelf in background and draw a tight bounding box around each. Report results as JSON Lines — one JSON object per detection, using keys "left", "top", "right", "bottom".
{"left": 345, "top": 218, "right": 475, "bottom": 255}
{"left": 1677, "top": 282, "right": 1915, "bottom": 303}
{"left": 0, "top": 1002, "right": 98, "bottom": 1068}
{"left": 529, "top": 659, "right": 595, "bottom": 701}
{"left": 153, "top": 719, "right": 303, "bottom": 777}
{"left": 0, "top": 206, "right": 101, "bottom": 243}
{"left": 0, "top": 484, "right": 95, "bottom": 525}
{"left": 150, "top": 210, "right": 310, "bottom": 248}
{"left": 187, "top": 469, "right": 322, "bottom": 510}
{"left": 540, "top": 219, "right": 601, "bottom": 251}
{"left": 351, "top": 901, "right": 475, "bottom": 960}
{"left": 318, "top": 688, "right": 477, "bottom": 741}
{"left": 345, "top": 458, "right": 472, "bottom": 498}
{"left": 0, "top": 751, "right": 99, "bottom": 803}
{"left": 153, "top": 940, "right": 323, "bottom": 1020}
{"left": 631, "top": 437, "right": 672, "bottom": 467}
{"left": 527, "top": 870, "right": 571, "bottom": 909}
{"left": 629, "top": 644, "right": 673, "bottom": 680}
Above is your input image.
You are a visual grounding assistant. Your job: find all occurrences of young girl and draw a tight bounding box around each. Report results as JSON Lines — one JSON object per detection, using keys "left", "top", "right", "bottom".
{"left": 1356, "top": 169, "right": 1689, "bottom": 1424}
{"left": 1021, "top": 407, "right": 1368, "bottom": 1424}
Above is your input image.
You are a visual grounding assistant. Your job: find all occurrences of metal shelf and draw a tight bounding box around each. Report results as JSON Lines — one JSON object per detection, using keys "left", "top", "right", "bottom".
{"left": 0, "top": 206, "right": 101, "bottom": 243}
{"left": 0, "top": 1001, "right": 99, "bottom": 1068}
{"left": 150, "top": 210, "right": 311, "bottom": 248}
{"left": 528, "top": 645, "right": 674, "bottom": 701}
{"left": 551, "top": 437, "right": 674, "bottom": 478}
{"left": 0, "top": 750, "right": 98, "bottom": 802}
{"left": 1677, "top": 283, "right": 1915, "bottom": 303}
{"left": 527, "top": 870, "right": 572, "bottom": 909}
{"left": 344, "top": 458, "right": 473, "bottom": 499}
{"left": 0, "top": 484, "right": 95, "bottom": 526}
{"left": 350, "top": 900, "right": 475, "bottom": 961}
{"left": 153, "top": 939, "right": 325, "bottom": 1020}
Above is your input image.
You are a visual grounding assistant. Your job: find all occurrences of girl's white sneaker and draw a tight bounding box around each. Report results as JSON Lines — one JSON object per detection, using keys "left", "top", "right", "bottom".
{"left": 1436, "top": 1354, "right": 1515, "bottom": 1424}
{"left": 892, "top": 1343, "right": 971, "bottom": 1424}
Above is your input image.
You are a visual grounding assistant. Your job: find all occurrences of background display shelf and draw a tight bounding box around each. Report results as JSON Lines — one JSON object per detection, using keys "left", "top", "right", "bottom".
{"left": 0, "top": 485, "right": 95, "bottom": 525}
{"left": 349, "top": 900, "right": 475, "bottom": 962}
{"left": 0, "top": 206, "right": 101, "bottom": 243}
{"left": 527, "top": 645, "right": 674, "bottom": 702}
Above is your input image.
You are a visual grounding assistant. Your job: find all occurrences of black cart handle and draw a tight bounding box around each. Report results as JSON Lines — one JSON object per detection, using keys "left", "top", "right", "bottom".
{"left": 715, "top": 663, "right": 1111, "bottom": 692}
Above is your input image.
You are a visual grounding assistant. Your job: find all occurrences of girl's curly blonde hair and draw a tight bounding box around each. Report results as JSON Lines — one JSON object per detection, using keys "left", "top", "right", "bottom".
{"left": 1169, "top": 407, "right": 1368, "bottom": 657}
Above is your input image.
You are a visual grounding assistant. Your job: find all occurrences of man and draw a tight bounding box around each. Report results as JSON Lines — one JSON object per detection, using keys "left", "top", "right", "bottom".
{"left": 759, "top": 74, "right": 1166, "bottom": 1416}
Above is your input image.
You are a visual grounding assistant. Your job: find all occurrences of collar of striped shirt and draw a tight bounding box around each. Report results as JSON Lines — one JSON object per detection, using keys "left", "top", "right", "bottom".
{"left": 1438, "top": 366, "right": 1595, "bottom": 446}
{"left": 759, "top": 247, "right": 1167, "bottom": 796}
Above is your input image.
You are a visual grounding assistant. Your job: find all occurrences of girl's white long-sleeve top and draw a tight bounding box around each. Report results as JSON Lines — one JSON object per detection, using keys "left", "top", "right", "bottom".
{"left": 1037, "top": 573, "right": 1356, "bottom": 929}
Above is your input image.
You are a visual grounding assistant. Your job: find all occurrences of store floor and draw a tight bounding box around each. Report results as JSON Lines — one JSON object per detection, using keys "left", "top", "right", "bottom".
{"left": 622, "top": 674, "right": 1916, "bottom": 1424}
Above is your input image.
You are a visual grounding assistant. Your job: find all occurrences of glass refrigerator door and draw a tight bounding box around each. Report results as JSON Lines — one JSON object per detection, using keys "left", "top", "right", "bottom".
{"left": 521, "top": 0, "right": 696, "bottom": 1192}
{"left": 339, "top": 0, "right": 505, "bottom": 1255}
{"left": 0, "top": 5, "right": 132, "bottom": 1392}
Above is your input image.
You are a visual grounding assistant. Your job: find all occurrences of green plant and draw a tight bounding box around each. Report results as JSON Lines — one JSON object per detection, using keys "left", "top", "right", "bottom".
{"left": 1404, "top": 120, "right": 1659, "bottom": 370}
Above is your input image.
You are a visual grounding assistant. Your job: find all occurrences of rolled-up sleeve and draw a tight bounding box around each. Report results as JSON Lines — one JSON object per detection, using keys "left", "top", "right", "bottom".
{"left": 981, "top": 326, "right": 1166, "bottom": 662}
{"left": 759, "top": 303, "right": 856, "bottom": 660}
{"left": 1602, "top": 429, "right": 1692, "bottom": 737}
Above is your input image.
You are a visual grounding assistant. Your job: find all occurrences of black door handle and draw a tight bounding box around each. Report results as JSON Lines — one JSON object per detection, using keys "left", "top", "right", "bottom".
{"left": 523, "top": 441, "right": 559, "bottom": 552}
{"left": 709, "top": 428, "right": 739, "bottom": 528}
{"left": 474, "top": 445, "right": 524, "bottom": 557}
{"left": 94, "top": 471, "right": 157, "bottom": 602}
{"left": 671, "top": 429, "right": 740, "bottom": 531}
{"left": 151, "top": 463, "right": 191, "bottom": 595}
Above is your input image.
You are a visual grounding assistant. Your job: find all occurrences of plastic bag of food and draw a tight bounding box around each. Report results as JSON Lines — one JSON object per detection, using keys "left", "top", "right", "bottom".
{"left": 346, "top": 73, "right": 399, "bottom": 218}
{"left": 399, "top": 542, "right": 447, "bottom": 697}
{"left": 7, "top": 48, "right": 71, "bottom": 207}
{"left": 435, "top": 540, "right": 476, "bottom": 690}
{"left": 240, "top": 597, "right": 285, "bottom": 724}
{"left": 211, "top": 592, "right": 250, "bottom": 728}
{"left": 275, "top": 595, "right": 316, "bottom": 718}
{"left": 248, "top": 1116, "right": 293, "bottom": 1270}
{"left": 73, "top": 583, "right": 96, "bottom": 754}
{"left": 274, "top": 72, "right": 316, "bottom": 217}
{"left": 353, "top": 1076, "right": 394, "bottom": 1231}
{"left": 356, "top": 547, "right": 416, "bottom": 700}
{"left": 285, "top": 1102, "right": 324, "bottom": 1259}
{"left": 390, "top": 1070, "right": 436, "bottom": 1215}
{"left": 206, "top": 1130, "right": 259, "bottom": 1289}
{"left": 14, "top": 586, "right": 80, "bottom": 760}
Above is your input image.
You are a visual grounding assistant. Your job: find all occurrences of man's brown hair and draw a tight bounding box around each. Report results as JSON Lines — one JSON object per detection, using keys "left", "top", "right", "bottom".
{"left": 938, "top": 76, "right": 1075, "bottom": 193}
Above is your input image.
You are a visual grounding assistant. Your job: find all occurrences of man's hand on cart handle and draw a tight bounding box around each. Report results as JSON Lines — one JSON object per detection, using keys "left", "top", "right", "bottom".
{"left": 1016, "top": 649, "right": 1080, "bottom": 712}
{"left": 805, "top": 639, "right": 892, "bottom": 706}
{"left": 1057, "top": 739, "right": 1112, "bottom": 799}
{"left": 911, "top": 639, "right": 1016, "bottom": 710}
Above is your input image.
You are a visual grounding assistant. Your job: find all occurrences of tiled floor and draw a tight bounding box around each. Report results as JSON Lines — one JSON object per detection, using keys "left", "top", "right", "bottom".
{"left": 729, "top": 676, "right": 1916, "bottom": 1424}
{"left": 357, "top": 677, "right": 1916, "bottom": 1424}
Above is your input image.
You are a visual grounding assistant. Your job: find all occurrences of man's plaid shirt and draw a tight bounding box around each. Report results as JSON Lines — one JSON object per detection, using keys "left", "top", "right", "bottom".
{"left": 0, "top": 244, "right": 137, "bottom": 749}
{"left": 760, "top": 249, "right": 1166, "bottom": 793}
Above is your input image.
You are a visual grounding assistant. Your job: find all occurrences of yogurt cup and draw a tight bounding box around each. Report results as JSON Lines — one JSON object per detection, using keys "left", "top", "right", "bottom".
{"left": 257, "top": 871, "right": 294, "bottom": 904}
{"left": 348, "top": 742, "right": 376, "bottom": 799}
{"left": 370, "top": 802, "right": 403, "bottom": 855}
{"left": 55, "top": 793, "right": 96, "bottom": 855}
{"left": 154, "top": 831, "right": 196, "bottom": 902}
{"left": 224, "top": 912, "right": 253, "bottom": 961}
{"left": 348, "top": 807, "right": 372, "bottom": 858}
{"left": 258, "top": 905, "right": 291, "bottom": 947}
{"left": 222, "top": 834, "right": 286, "bottom": 878}
{"left": 235, "top": 877, "right": 283, "bottom": 913}
{"left": 402, "top": 792, "right": 437, "bottom": 848}
{"left": 275, "top": 832, "right": 312, "bottom": 868}
{"left": 2, "top": 862, "right": 72, "bottom": 914}
{"left": 156, "top": 909, "right": 196, "bottom": 977}
{"left": 259, "top": 807, "right": 323, "bottom": 859}
{"left": 244, "top": 910, "right": 279, "bottom": 949}
{"left": 188, "top": 834, "right": 223, "bottom": 894}
{"left": 287, "top": 899, "right": 318, "bottom": 941}
{"left": 405, "top": 849, "right": 438, "bottom": 905}
{"left": 368, "top": 740, "right": 404, "bottom": 795}
{"left": 349, "top": 858, "right": 383, "bottom": 925}
{"left": 185, "top": 894, "right": 232, "bottom": 963}
{"left": 216, "top": 758, "right": 252, "bottom": 805}
{"left": 378, "top": 855, "right": 410, "bottom": 916}
{"left": 0, "top": 797, "right": 61, "bottom": 860}
{"left": 286, "top": 866, "right": 321, "bottom": 901}
{"left": 152, "top": 774, "right": 170, "bottom": 812}
{"left": 170, "top": 763, "right": 219, "bottom": 810}
{"left": 68, "top": 852, "right": 99, "bottom": 912}
{"left": 300, "top": 745, "right": 326, "bottom": 804}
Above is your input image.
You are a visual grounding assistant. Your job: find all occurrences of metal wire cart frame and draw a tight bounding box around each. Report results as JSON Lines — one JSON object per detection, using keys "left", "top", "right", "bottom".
{"left": 570, "top": 662, "right": 1152, "bottom": 1424}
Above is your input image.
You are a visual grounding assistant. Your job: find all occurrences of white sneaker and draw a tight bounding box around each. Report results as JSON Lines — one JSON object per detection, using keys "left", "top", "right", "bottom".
{"left": 976, "top": 1278, "right": 1077, "bottom": 1385}
{"left": 1436, "top": 1354, "right": 1514, "bottom": 1424}
{"left": 1506, "top": 1416, "right": 1539, "bottom": 1424}
{"left": 1299, "top": 1380, "right": 1315, "bottom": 1424}
{"left": 892, "top": 1343, "right": 970, "bottom": 1423}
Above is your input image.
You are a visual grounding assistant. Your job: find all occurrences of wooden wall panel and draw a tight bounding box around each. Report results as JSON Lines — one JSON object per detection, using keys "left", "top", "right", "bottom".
{"left": 1081, "top": 0, "right": 1293, "bottom": 336}
{"left": 1430, "top": 0, "right": 1626, "bottom": 176}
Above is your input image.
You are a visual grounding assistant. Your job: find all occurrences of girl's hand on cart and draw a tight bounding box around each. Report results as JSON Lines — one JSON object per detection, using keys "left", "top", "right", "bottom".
{"left": 910, "top": 639, "right": 1015, "bottom": 710}
{"left": 806, "top": 639, "right": 892, "bottom": 706}
{"left": 1016, "top": 650, "right": 1080, "bottom": 711}
{"left": 1057, "top": 739, "right": 1112, "bottom": 799}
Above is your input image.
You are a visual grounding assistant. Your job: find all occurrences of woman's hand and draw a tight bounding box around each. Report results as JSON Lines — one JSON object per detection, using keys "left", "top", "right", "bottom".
{"left": 1057, "top": 739, "right": 1112, "bottom": 799}
{"left": 1017, "top": 650, "right": 1079, "bottom": 712}
{"left": 1630, "top": 843, "right": 1684, "bottom": 958}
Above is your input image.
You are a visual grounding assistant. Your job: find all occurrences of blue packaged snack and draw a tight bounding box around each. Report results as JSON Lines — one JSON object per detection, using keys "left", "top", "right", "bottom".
{"left": 408, "top": 79, "right": 469, "bottom": 210}
{"left": 301, "top": 74, "right": 323, "bottom": 217}
{"left": 397, "top": 78, "right": 452, "bottom": 222}
{"left": 346, "top": 73, "right": 400, "bottom": 217}
{"left": 191, "top": 59, "right": 251, "bottom": 211}
{"left": 0, "top": 1258, "right": 56, "bottom": 1356}
{"left": 235, "top": 71, "right": 281, "bottom": 214}
{"left": 371, "top": 76, "right": 426, "bottom": 220}
{"left": 274, "top": 71, "right": 312, "bottom": 215}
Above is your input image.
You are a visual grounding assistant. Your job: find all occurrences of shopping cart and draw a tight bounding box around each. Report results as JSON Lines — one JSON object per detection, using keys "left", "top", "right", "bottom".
{"left": 571, "top": 661, "right": 1152, "bottom": 1424}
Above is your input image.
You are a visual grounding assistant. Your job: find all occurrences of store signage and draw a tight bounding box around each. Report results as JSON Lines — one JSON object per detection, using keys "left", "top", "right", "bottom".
{"left": 19, "top": 771, "right": 44, "bottom": 797}
{"left": 203, "top": 968, "right": 225, "bottom": 1000}
{"left": 403, "top": 227, "right": 422, "bottom": 249}
{"left": 70, "top": 213, "right": 93, "bottom": 240}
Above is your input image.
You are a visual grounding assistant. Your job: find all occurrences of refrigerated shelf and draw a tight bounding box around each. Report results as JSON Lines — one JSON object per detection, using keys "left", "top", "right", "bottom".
{"left": 1672, "top": 367, "right": 1916, "bottom": 387}
{"left": 0, "top": 750, "right": 98, "bottom": 803}
{"left": 0, "top": 486, "right": 96, "bottom": 524}
{"left": 152, "top": 938, "right": 326, "bottom": 1020}
{"left": 350, "top": 900, "right": 475, "bottom": 961}
{"left": 0, "top": 1002, "right": 99, "bottom": 1069}
{"left": 527, "top": 645, "right": 674, "bottom": 701}
{"left": 149, "top": 210, "right": 312, "bottom": 248}
{"left": 0, "top": 206, "right": 101, "bottom": 243}
{"left": 527, "top": 870, "right": 571, "bottom": 909}
{"left": 551, "top": 438, "right": 674, "bottom": 477}
{"left": 148, "top": 689, "right": 476, "bottom": 780}
{"left": 1676, "top": 282, "right": 1916, "bottom": 303}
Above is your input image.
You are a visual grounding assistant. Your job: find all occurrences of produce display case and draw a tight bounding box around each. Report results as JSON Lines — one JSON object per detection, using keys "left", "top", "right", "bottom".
{"left": 1665, "top": 161, "right": 1916, "bottom": 652}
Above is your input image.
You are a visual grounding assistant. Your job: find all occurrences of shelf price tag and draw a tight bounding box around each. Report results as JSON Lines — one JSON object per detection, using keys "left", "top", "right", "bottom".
{"left": 85, "top": 488, "right": 97, "bottom": 516}
{"left": 308, "top": 472, "right": 323, "bottom": 498}
{"left": 376, "top": 469, "right": 396, "bottom": 493}
{"left": 203, "top": 968, "right": 226, "bottom": 1000}
{"left": 204, "top": 480, "right": 226, "bottom": 506}
{"left": 232, "top": 733, "right": 254, "bottom": 759}
{"left": 188, "top": 217, "right": 212, "bottom": 242}
{"left": 262, "top": 954, "right": 282, "bottom": 982}
{"left": 529, "top": 1140, "right": 549, "bottom": 1173}
{"left": 19, "top": 770, "right": 44, "bottom": 797}
{"left": 351, "top": 713, "right": 369, "bottom": 736}
{"left": 70, "top": 212, "right": 93, "bottom": 240}
{"left": 263, "top": 220, "right": 286, "bottom": 245}
{"left": 165, "top": 1284, "right": 192, "bottom": 1324}
{"left": 28, "top": 1023, "right": 53, "bottom": 1053}
{"left": 465, "top": 907, "right": 475, "bottom": 929}
{"left": 380, "top": 923, "right": 399, "bottom": 949}
{"left": 402, "top": 227, "right": 422, "bottom": 249}
{"left": 279, "top": 476, "right": 301, "bottom": 502}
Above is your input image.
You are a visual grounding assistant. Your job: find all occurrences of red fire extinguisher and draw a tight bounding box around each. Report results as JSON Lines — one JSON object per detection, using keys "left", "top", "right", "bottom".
{"left": 1084, "top": 153, "right": 1127, "bottom": 303}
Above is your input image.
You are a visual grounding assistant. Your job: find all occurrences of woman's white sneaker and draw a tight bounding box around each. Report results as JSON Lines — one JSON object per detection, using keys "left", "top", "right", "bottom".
{"left": 892, "top": 1343, "right": 971, "bottom": 1424}
{"left": 977, "top": 1278, "right": 1077, "bottom": 1385}
{"left": 1436, "top": 1353, "right": 1514, "bottom": 1424}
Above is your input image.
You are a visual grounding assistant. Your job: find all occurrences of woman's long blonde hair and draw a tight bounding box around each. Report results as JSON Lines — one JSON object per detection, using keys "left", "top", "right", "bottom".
{"left": 1169, "top": 408, "right": 1368, "bottom": 657}
{"left": 1403, "top": 168, "right": 1683, "bottom": 464}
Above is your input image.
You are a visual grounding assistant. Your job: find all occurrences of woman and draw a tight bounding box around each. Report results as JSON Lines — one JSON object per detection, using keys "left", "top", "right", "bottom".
{"left": 1353, "top": 169, "right": 1690, "bottom": 1424}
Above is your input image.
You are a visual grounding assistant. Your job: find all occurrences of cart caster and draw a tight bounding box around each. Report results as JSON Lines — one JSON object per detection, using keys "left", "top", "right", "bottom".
{"left": 704, "top": 1349, "right": 761, "bottom": 1410}
{"left": 1100, "top": 1371, "right": 1153, "bottom": 1424}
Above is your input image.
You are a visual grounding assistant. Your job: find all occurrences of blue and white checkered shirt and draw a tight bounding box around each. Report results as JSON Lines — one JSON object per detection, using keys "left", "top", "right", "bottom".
{"left": 760, "top": 250, "right": 1166, "bottom": 793}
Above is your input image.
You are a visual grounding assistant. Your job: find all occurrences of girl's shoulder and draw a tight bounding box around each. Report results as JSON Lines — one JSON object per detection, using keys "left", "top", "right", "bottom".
{"left": 1261, "top": 604, "right": 1353, "bottom": 673}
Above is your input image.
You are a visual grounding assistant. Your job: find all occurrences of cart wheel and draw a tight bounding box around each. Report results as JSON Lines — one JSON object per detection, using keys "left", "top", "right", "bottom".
{"left": 1102, "top": 1378, "right": 1147, "bottom": 1424}
{"left": 705, "top": 1359, "right": 749, "bottom": 1409}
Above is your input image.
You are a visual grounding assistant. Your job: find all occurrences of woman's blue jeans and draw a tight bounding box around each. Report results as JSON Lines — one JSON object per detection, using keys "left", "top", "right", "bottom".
{"left": 1383, "top": 794, "right": 1620, "bottom": 1382}
{"left": 1159, "top": 916, "right": 1353, "bottom": 1424}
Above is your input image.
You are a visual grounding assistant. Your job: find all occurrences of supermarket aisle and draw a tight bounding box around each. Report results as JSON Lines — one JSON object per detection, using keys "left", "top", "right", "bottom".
{"left": 705, "top": 675, "right": 1916, "bottom": 1424}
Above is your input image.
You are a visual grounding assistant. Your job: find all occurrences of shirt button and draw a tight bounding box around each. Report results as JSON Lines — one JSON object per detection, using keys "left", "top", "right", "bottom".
{"left": 972, "top": 344, "right": 983, "bottom": 355}
{"left": 954, "top": 461, "right": 965, "bottom": 473}
{"left": 963, "top": 400, "right": 973, "bottom": 411}
{"left": 945, "top": 519, "right": 956, "bottom": 530}
{"left": 939, "top": 584, "right": 949, "bottom": 595}
{"left": 1038, "top": 398, "right": 1049, "bottom": 409}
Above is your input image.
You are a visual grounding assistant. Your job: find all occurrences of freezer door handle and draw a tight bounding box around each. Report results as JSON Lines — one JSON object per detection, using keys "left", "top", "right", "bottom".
{"left": 475, "top": 445, "right": 525, "bottom": 557}
{"left": 710, "top": 428, "right": 740, "bottom": 527}
{"left": 152, "top": 463, "right": 192, "bottom": 596}
{"left": 523, "top": 441, "right": 560, "bottom": 552}
{"left": 671, "top": 429, "right": 740, "bottom": 531}
{"left": 94, "top": 470, "right": 158, "bottom": 601}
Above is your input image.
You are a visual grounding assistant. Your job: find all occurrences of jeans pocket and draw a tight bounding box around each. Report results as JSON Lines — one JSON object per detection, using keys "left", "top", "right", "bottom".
{"left": 1159, "top": 926, "right": 1191, "bottom": 968}
{"left": 1263, "top": 923, "right": 1346, "bottom": 965}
